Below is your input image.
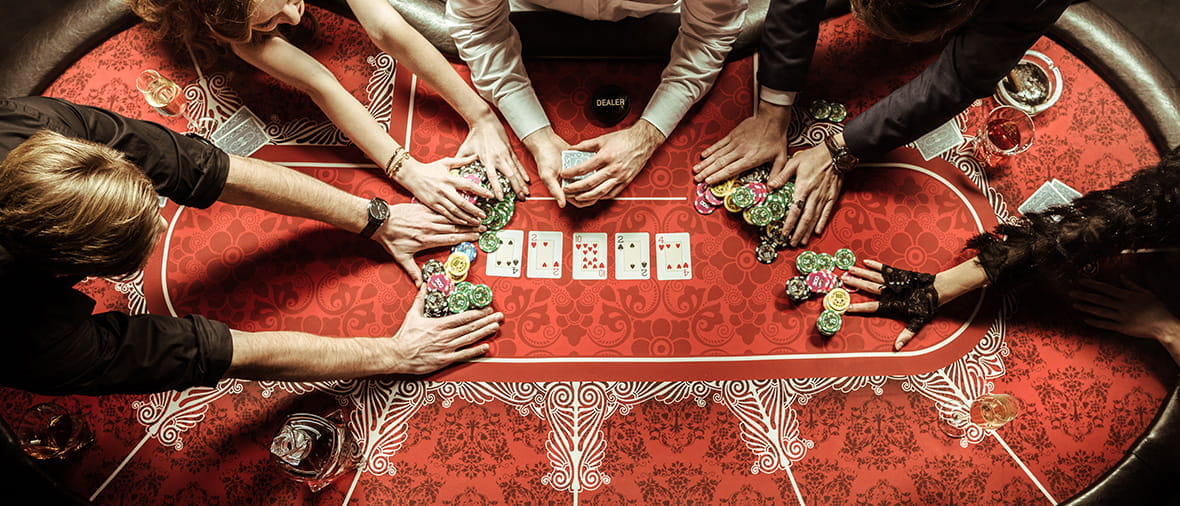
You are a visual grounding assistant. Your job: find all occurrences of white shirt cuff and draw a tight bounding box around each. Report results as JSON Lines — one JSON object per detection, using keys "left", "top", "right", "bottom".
{"left": 759, "top": 86, "right": 798, "bottom": 107}
{"left": 498, "top": 88, "right": 550, "bottom": 140}
{"left": 639, "top": 85, "right": 693, "bottom": 138}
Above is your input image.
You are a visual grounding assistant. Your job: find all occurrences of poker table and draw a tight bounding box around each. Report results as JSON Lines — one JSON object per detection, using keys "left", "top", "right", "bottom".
{"left": 2, "top": 1, "right": 1179, "bottom": 504}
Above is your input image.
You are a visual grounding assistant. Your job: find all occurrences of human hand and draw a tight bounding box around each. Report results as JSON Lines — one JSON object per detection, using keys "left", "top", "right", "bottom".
{"left": 457, "top": 117, "right": 530, "bottom": 200}
{"left": 373, "top": 203, "right": 484, "bottom": 285}
{"left": 769, "top": 140, "right": 844, "bottom": 247}
{"left": 389, "top": 284, "right": 502, "bottom": 375}
{"left": 395, "top": 154, "right": 493, "bottom": 225}
{"left": 844, "top": 259, "right": 940, "bottom": 351}
{"left": 563, "top": 120, "right": 666, "bottom": 208}
{"left": 694, "top": 101, "right": 792, "bottom": 185}
{"left": 522, "top": 127, "right": 572, "bottom": 207}
{"left": 1072, "top": 277, "right": 1180, "bottom": 342}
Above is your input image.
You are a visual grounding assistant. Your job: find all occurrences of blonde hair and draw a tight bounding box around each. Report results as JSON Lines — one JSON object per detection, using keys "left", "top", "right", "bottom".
{"left": 0, "top": 130, "right": 165, "bottom": 277}
{"left": 128, "top": 0, "right": 263, "bottom": 62}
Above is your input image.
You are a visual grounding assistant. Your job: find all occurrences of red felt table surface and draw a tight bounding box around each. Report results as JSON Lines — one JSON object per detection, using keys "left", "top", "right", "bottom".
{"left": 1, "top": 9, "right": 1174, "bottom": 504}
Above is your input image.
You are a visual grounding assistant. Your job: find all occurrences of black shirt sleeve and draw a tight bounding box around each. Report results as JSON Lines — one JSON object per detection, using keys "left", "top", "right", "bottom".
{"left": 756, "top": 0, "right": 826, "bottom": 94}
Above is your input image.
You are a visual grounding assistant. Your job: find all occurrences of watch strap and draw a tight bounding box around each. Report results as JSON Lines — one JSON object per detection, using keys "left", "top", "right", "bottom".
{"left": 360, "top": 197, "right": 388, "bottom": 239}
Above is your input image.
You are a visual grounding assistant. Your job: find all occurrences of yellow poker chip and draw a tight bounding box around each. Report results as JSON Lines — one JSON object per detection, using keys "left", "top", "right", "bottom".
{"left": 709, "top": 178, "right": 739, "bottom": 198}
{"left": 444, "top": 253, "right": 471, "bottom": 279}
{"left": 823, "top": 287, "right": 851, "bottom": 313}
{"left": 723, "top": 192, "right": 743, "bottom": 213}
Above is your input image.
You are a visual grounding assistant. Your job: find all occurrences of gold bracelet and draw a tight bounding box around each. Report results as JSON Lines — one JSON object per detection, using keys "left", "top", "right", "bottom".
{"left": 389, "top": 151, "right": 411, "bottom": 179}
{"left": 384, "top": 148, "right": 407, "bottom": 178}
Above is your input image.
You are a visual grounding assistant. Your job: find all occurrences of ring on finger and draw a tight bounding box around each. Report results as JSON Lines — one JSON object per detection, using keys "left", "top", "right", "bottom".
{"left": 795, "top": 199, "right": 806, "bottom": 210}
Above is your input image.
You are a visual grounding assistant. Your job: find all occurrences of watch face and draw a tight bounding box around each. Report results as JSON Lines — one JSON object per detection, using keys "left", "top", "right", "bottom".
{"left": 369, "top": 198, "right": 389, "bottom": 220}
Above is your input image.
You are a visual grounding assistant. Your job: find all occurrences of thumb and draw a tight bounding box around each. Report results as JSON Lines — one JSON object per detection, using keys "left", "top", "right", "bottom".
{"left": 443, "top": 154, "right": 479, "bottom": 168}
{"left": 894, "top": 328, "right": 917, "bottom": 352}
{"left": 400, "top": 255, "right": 424, "bottom": 287}
{"left": 569, "top": 138, "right": 600, "bottom": 152}
{"left": 410, "top": 281, "right": 428, "bottom": 312}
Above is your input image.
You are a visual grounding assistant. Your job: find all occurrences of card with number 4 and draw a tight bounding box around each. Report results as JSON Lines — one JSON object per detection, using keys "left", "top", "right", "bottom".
{"left": 614, "top": 233, "right": 650, "bottom": 280}
{"left": 527, "top": 231, "right": 563, "bottom": 279}
{"left": 655, "top": 233, "right": 692, "bottom": 280}
{"left": 573, "top": 233, "right": 608, "bottom": 280}
{"left": 485, "top": 230, "right": 523, "bottom": 277}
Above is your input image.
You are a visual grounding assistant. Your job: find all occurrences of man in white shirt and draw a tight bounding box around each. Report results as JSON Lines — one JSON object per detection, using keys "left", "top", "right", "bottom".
{"left": 448, "top": 0, "right": 747, "bottom": 208}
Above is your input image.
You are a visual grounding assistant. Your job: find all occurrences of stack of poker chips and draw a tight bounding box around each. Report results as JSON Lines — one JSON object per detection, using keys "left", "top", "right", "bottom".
{"left": 421, "top": 242, "right": 494, "bottom": 318}
{"left": 449, "top": 161, "right": 516, "bottom": 254}
{"left": 784, "top": 248, "right": 857, "bottom": 336}
{"left": 808, "top": 99, "right": 848, "bottom": 123}
{"left": 693, "top": 165, "right": 797, "bottom": 264}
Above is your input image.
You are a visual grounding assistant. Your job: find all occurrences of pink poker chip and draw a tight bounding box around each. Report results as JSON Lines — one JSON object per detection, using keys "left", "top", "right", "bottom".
{"left": 463, "top": 174, "right": 483, "bottom": 185}
{"left": 695, "top": 181, "right": 711, "bottom": 196}
{"left": 427, "top": 273, "right": 455, "bottom": 295}
{"left": 746, "top": 182, "right": 769, "bottom": 206}
{"left": 694, "top": 195, "right": 718, "bottom": 215}
{"left": 702, "top": 189, "right": 724, "bottom": 206}
{"left": 806, "top": 270, "right": 839, "bottom": 294}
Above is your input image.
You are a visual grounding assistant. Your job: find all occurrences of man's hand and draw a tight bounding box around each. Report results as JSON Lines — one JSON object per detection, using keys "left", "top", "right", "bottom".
{"left": 562, "top": 120, "right": 666, "bottom": 207}
{"left": 695, "top": 101, "right": 792, "bottom": 185}
{"left": 522, "top": 127, "right": 573, "bottom": 207}
{"left": 457, "top": 116, "right": 530, "bottom": 200}
{"left": 396, "top": 154, "right": 493, "bottom": 226}
{"left": 770, "top": 138, "right": 844, "bottom": 247}
{"left": 373, "top": 203, "right": 483, "bottom": 285}
{"left": 1072, "top": 277, "right": 1180, "bottom": 342}
{"left": 389, "top": 284, "right": 501, "bottom": 375}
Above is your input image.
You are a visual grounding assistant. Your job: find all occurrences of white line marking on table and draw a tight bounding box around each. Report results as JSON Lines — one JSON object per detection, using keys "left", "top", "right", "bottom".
{"left": 993, "top": 431, "right": 1057, "bottom": 504}
{"left": 91, "top": 434, "right": 151, "bottom": 501}
{"left": 786, "top": 462, "right": 807, "bottom": 506}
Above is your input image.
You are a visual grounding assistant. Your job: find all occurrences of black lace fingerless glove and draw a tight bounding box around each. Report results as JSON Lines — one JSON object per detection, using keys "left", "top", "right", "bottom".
{"left": 875, "top": 264, "right": 940, "bottom": 333}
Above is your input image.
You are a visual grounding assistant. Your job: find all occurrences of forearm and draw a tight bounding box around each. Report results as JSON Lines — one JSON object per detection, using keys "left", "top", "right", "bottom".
{"left": 304, "top": 85, "right": 404, "bottom": 168}
{"left": 933, "top": 257, "right": 989, "bottom": 306}
{"left": 227, "top": 329, "right": 403, "bottom": 381}
{"left": 219, "top": 154, "right": 369, "bottom": 234}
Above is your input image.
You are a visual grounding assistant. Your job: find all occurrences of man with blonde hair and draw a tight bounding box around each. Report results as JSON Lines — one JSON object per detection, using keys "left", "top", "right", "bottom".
{"left": 0, "top": 96, "right": 499, "bottom": 395}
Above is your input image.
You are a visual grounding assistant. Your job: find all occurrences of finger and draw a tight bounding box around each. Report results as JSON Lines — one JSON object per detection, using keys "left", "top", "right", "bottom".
{"left": 397, "top": 254, "right": 424, "bottom": 286}
{"left": 791, "top": 196, "right": 822, "bottom": 246}
{"left": 698, "top": 148, "right": 741, "bottom": 184}
{"left": 842, "top": 274, "right": 883, "bottom": 295}
{"left": 846, "top": 301, "right": 880, "bottom": 314}
{"left": 483, "top": 163, "right": 505, "bottom": 201}
{"left": 428, "top": 199, "right": 464, "bottom": 226}
{"left": 767, "top": 157, "right": 799, "bottom": 188}
{"left": 439, "top": 198, "right": 479, "bottom": 227}
{"left": 847, "top": 266, "right": 886, "bottom": 284}
{"left": 540, "top": 170, "right": 566, "bottom": 208}
{"left": 1118, "top": 274, "right": 1147, "bottom": 292}
{"left": 814, "top": 196, "right": 837, "bottom": 236}
{"left": 443, "top": 343, "right": 492, "bottom": 365}
{"left": 409, "top": 282, "right": 427, "bottom": 312}
{"left": 863, "top": 259, "right": 887, "bottom": 272}
{"left": 502, "top": 156, "right": 530, "bottom": 197}
{"left": 453, "top": 176, "right": 495, "bottom": 201}
{"left": 449, "top": 313, "right": 504, "bottom": 347}
{"left": 699, "top": 134, "right": 732, "bottom": 162}
{"left": 570, "top": 178, "right": 618, "bottom": 203}
{"left": 441, "top": 307, "right": 497, "bottom": 332}
{"left": 448, "top": 192, "right": 488, "bottom": 224}
{"left": 1083, "top": 317, "right": 1121, "bottom": 332}
{"left": 564, "top": 169, "right": 613, "bottom": 195}
{"left": 425, "top": 232, "right": 483, "bottom": 248}
{"left": 706, "top": 155, "right": 758, "bottom": 186}
{"left": 1072, "top": 300, "right": 1120, "bottom": 321}
{"left": 442, "top": 154, "right": 480, "bottom": 168}
{"left": 771, "top": 149, "right": 790, "bottom": 176}
{"left": 1076, "top": 277, "right": 1133, "bottom": 299}
{"left": 1069, "top": 288, "right": 1118, "bottom": 307}
{"left": 569, "top": 138, "right": 601, "bottom": 153}
{"left": 562, "top": 155, "right": 607, "bottom": 180}
{"left": 894, "top": 328, "right": 917, "bottom": 352}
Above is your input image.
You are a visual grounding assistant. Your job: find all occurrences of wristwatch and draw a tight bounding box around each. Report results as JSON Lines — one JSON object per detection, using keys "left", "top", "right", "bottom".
{"left": 360, "top": 197, "right": 389, "bottom": 239}
{"left": 824, "top": 135, "right": 859, "bottom": 175}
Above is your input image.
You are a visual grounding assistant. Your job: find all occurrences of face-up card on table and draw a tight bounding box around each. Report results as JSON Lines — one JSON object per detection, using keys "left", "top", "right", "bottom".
{"left": 655, "top": 233, "right": 692, "bottom": 280}
{"left": 526, "top": 231, "right": 563, "bottom": 279}
{"left": 615, "top": 233, "right": 650, "bottom": 280}
{"left": 573, "top": 233, "right": 608, "bottom": 280}
{"left": 486, "top": 230, "right": 524, "bottom": 277}
{"left": 561, "top": 150, "right": 596, "bottom": 186}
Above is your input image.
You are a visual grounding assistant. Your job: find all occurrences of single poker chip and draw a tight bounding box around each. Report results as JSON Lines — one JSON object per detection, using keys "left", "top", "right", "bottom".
{"left": 809, "top": 100, "right": 832, "bottom": 121}
{"left": 834, "top": 248, "right": 857, "bottom": 270}
{"left": 765, "top": 201, "right": 787, "bottom": 221}
{"left": 702, "top": 188, "right": 725, "bottom": 207}
{"left": 749, "top": 205, "right": 775, "bottom": 226}
{"left": 747, "top": 182, "right": 769, "bottom": 206}
{"left": 454, "top": 281, "right": 474, "bottom": 294}
{"left": 816, "top": 309, "right": 843, "bottom": 336}
{"left": 815, "top": 253, "right": 836, "bottom": 272}
{"left": 724, "top": 192, "right": 744, "bottom": 213}
{"left": 694, "top": 195, "right": 718, "bottom": 215}
{"left": 447, "top": 291, "right": 471, "bottom": 314}
{"left": 479, "top": 231, "right": 502, "bottom": 253}
{"left": 806, "top": 269, "right": 839, "bottom": 294}
{"left": 756, "top": 242, "right": 778, "bottom": 264}
{"left": 452, "top": 242, "right": 479, "bottom": 263}
{"left": 823, "top": 287, "right": 851, "bottom": 313}
{"left": 730, "top": 186, "right": 756, "bottom": 209}
{"left": 709, "top": 179, "right": 739, "bottom": 198}
{"left": 785, "top": 276, "right": 812, "bottom": 302}
{"left": 444, "top": 253, "right": 471, "bottom": 279}
{"left": 796, "top": 250, "right": 819, "bottom": 274}
{"left": 469, "top": 284, "right": 494, "bottom": 308}
{"left": 427, "top": 273, "right": 455, "bottom": 296}
{"left": 828, "top": 103, "right": 848, "bottom": 123}
{"left": 421, "top": 259, "right": 446, "bottom": 279}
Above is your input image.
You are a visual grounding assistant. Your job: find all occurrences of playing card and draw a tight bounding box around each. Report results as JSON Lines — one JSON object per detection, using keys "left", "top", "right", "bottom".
{"left": 573, "top": 233, "right": 608, "bottom": 280}
{"left": 655, "top": 233, "right": 692, "bottom": 280}
{"left": 1051, "top": 179, "right": 1083, "bottom": 200}
{"left": 526, "top": 231, "right": 563, "bottom": 279}
{"left": 614, "top": 233, "right": 650, "bottom": 280}
{"left": 209, "top": 106, "right": 270, "bottom": 157}
{"left": 913, "top": 118, "right": 965, "bottom": 161}
{"left": 1018, "top": 180, "right": 1074, "bottom": 215}
{"left": 561, "top": 150, "right": 596, "bottom": 186}
{"left": 485, "top": 230, "right": 524, "bottom": 277}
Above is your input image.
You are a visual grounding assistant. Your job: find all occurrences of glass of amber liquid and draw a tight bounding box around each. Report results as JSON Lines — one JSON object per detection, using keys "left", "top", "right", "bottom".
{"left": 270, "top": 410, "right": 359, "bottom": 492}
{"left": 135, "top": 69, "right": 187, "bottom": 117}
{"left": 15, "top": 403, "right": 95, "bottom": 460}
{"left": 976, "top": 105, "right": 1035, "bottom": 160}
{"left": 970, "top": 393, "right": 1020, "bottom": 429}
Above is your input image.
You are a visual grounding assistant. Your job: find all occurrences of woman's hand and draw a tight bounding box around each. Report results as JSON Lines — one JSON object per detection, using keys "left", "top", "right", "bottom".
{"left": 843, "top": 259, "right": 940, "bottom": 352}
{"left": 457, "top": 117, "right": 530, "bottom": 200}
{"left": 395, "top": 154, "right": 493, "bottom": 226}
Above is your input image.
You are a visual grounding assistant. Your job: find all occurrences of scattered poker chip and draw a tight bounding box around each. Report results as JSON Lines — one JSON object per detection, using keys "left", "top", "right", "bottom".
{"left": 694, "top": 195, "right": 718, "bottom": 215}
{"left": 427, "top": 273, "right": 455, "bottom": 296}
{"left": 823, "top": 287, "right": 851, "bottom": 313}
{"left": 710, "top": 179, "right": 739, "bottom": 198}
{"left": 452, "top": 242, "right": 478, "bottom": 263}
{"left": 730, "top": 186, "right": 756, "bottom": 209}
{"left": 756, "top": 242, "right": 778, "bottom": 264}
{"left": 814, "top": 253, "right": 836, "bottom": 272}
{"left": 764, "top": 221, "right": 791, "bottom": 250}
{"left": 809, "top": 100, "right": 832, "bottom": 121}
{"left": 785, "top": 276, "right": 812, "bottom": 302}
{"left": 478, "top": 231, "right": 502, "bottom": 253}
{"left": 796, "top": 251, "right": 819, "bottom": 274}
{"left": 828, "top": 103, "right": 848, "bottom": 123}
{"left": 469, "top": 284, "right": 494, "bottom": 308}
{"left": 444, "top": 252, "right": 471, "bottom": 280}
{"left": 805, "top": 270, "right": 839, "bottom": 294}
{"left": 738, "top": 166, "right": 771, "bottom": 184}
{"left": 447, "top": 291, "right": 471, "bottom": 314}
{"left": 816, "top": 309, "right": 843, "bottom": 336}
{"left": 421, "top": 259, "right": 446, "bottom": 279}
{"left": 834, "top": 248, "right": 857, "bottom": 270}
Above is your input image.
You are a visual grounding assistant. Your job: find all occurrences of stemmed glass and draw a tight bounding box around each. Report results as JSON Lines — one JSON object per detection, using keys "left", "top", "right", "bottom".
{"left": 973, "top": 105, "right": 1035, "bottom": 165}
{"left": 135, "top": 70, "right": 188, "bottom": 118}
{"left": 940, "top": 393, "right": 1021, "bottom": 438}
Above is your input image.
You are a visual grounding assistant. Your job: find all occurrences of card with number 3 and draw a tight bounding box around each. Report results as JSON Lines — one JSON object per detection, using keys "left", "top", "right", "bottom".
{"left": 655, "top": 233, "right": 692, "bottom": 280}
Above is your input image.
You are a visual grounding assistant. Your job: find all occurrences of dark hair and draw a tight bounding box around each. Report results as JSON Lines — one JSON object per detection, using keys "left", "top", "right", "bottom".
{"left": 851, "top": 0, "right": 984, "bottom": 42}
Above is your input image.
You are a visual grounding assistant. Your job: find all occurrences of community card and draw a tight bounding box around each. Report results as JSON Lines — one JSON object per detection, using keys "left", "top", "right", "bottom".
{"left": 655, "top": 233, "right": 692, "bottom": 280}
{"left": 615, "top": 233, "right": 650, "bottom": 280}
{"left": 209, "top": 106, "right": 270, "bottom": 157}
{"left": 1018, "top": 180, "right": 1074, "bottom": 215}
{"left": 913, "top": 118, "right": 965, "bottom": 161}
{"left": 572, "top": 233, "right": 608, "bottom": 280}
{"left": 561, "top": 150, "right": 596, "bottom": 186}
{"left": 526, "top": 231, "right": 563, "bottom": 279}
{"left": 485, "top": 230, "right": 523, "bottom": 277}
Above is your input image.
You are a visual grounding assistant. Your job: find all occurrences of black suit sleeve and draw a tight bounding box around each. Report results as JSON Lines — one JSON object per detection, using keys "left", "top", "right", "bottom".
{"left": 756, "top": 0, "right": 826, "bottom": 94}
{"left": 843, "top": 0, "right": 1071, "bottom": 158}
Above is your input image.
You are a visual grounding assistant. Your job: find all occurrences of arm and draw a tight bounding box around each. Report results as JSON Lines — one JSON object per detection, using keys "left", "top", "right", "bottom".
{"left": 1072, "top": 278, "right": 1180, "bottom": 366}
{"left": 345, "top": 0, "right": 528, "bottom": 199}
{"left": 231, "top": 37, "right": 491, "bottom": 225}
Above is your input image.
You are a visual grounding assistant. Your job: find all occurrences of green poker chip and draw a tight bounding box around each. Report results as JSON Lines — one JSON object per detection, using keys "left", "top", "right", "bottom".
{"left": 828, "top": 103, "right": 848, "bottom": 123}
{"left": 469, "top": 284, "right": 494, "bottom": 308}
{"left": 730, "top": 186, "right": 756, "bottom": 209}
{"left": 447, "top": 291, "right": 471, "bottom": 314}
{"left": 809, "top": 100, "right": 832, "bottom": 121}
{"left": 814, "top": 253, "right": 836, "bottom": 272}
{"left": 834, "top": 248, "right": 857, "bottom": 270}
{"left": 454, "top": 281, "right": 474, "bottom": 294}
{"left": 796, "top": 251, "right": 819, "bottom": 275}
{"left": 817, "top": 309, "right": 843, "bottom": 336}
{"left": 749, "top": 205, "right": 775, "bottom": 226}
{"left": 765, "top": 201, "right": 787, "bottom": 221}
{"left": 783, "top": 181, "right": 795, "bottom": 202}
{"left": 478, "top": 231, "right": 502, "bottom": 253}
{"left": 785, "top": 276, "right": 812, "bottom": 302}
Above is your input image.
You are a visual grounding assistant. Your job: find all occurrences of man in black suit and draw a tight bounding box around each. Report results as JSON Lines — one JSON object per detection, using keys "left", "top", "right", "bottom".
{"left": 693, "top": 0, "right": 1072, "bottom": 246}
